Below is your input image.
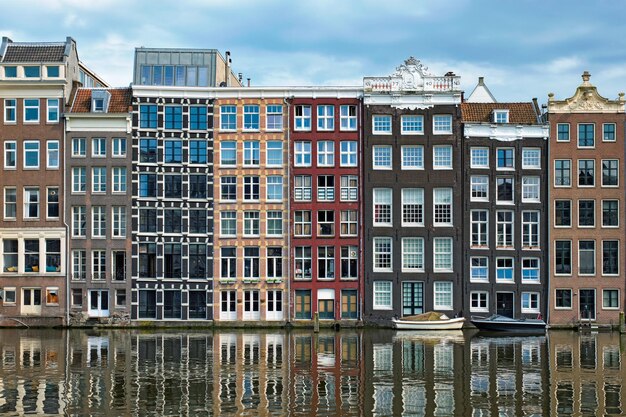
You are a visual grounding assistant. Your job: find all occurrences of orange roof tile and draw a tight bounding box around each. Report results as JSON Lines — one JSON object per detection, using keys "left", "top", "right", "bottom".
{"left": 461, "top": 102, "right": 538, "bottom": 124}
{"left": 71, "top": 88, "right": 132, "bottom": 113}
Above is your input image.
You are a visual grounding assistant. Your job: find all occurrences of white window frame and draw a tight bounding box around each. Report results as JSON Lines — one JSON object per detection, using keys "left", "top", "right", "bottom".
{"left": 601, "top": 199, "right": 619, "bottom": 228}
{"left": 317, "top": 140, "right": 334, "bottom": 167}
{"left": 433, "top": 237, "right": 453, "bottom": 272}
{"left": 266, "top": 141, "right": 283, "bottom": 167}
{"left": 340, "top": 141, "right": 357, "bottom": 167}
{"left": 294, "top": 175, "right": 312, "bottom": 201}
{"left": 496, "top": 210, "right": 514, "bottom": 249}
{"left": 220, "top": 141, "right": 237, "bottom": 167}
{"left": 243, "top": 211, "right": 260, "bottom": 237}
{"left": 112, "top": 206, "right": 126, "bottom": 238}
{"left": 432, "top": 115, "right": 452, "bottom": 134}
{"left": 373, "top": 237, "right": 393, "bottom": 272}
{"left": 602, "top": 289, "right": 620, "bottom": 309}
{"left": 401, "top": 115, "right": 424, "bottom": 134}
{"left": 4, "top": 99, "right": 16, "bottom": 123}
{"left": 603, "top": 123, "right": 616, "bottom": 142}
{"left": 521, "top": 177, "right": 540, "bottom": 203}
{"left": 401, "top": 188, "right": 424, "bottom": 227}
{"left": 47, "top": 98, "right": 59, "bottom": 123}
{"left": 470, "top": 209, "right": 489, "bottom": 248}
{"left": 220, "top": 105, "right": 237, "bottom": 131}
{"left": 46, "top": 140, "right": 59, "bottom": 169}
{"left": 577, "top": 199, "right": 595, "bottom": 228}
{"left": 92, "top": 167, "right": 107, "bottom": 193}
{"left": 91, "top": 137, "right": 106, "bottom": 157}
{"left": 602, "top": 240, "right": 619, "bottom": 276}
{"left": 266, "top": 175, "right": 283, "bottom": 202}
{"left": 402, "top": 237, "right": 424, "bottom": 272}
{"left": 220, "top": 211, "right": 237, "bottom": 238}
{"left": 401, "top": 145, "right": 424, "bottom": 170}
{"left": 433, "top": 188, "right": 453, "bottom": 226}
{"left": 556, "top": 123, "right": 570, "bottom": 142}
{"left": 521, "top": 292, "right": 540, "bottom": 314}
{"left": 72, "top": 137, "right": 86, "bottom": 157}
{"left": 4, "top": 141, "right": 16, "bottom": 169}
{"left": 433, "top": 281, "right": 453, "bottom": 310}
{"left": 496, "top": 177, "right": 514, "bottom": 205}
{"left": 265, "top": 105, "right": 283, "bottom": 131}
{"left": 112, "top": 137, "right": 126, "bottom": 157}
{"left": 493, "top": 110, "right": 509, "bottom": 123}
{"left": 266, "top": 211, "right": 283, "bottom": 237}
{"left": 470, "top": 176, "right": 489, "bottom": 202}
{"left": 470, "top": 257, "right": 489, "bottom": 282}
{"left": 373, "top": 188, "right": 392, "bottom": 226}
{"left": 294, "top": 105, "right": 311, "bottom": 131}
{"left": 470, "top": 291, "right": 489, "bottom": 313}
{"left": 372, "top": 145, "right": 392, "bottom": 170}
{"left": 340, "top": 210, "right": 357, "bottom": 237}
{"left": 521, "top": 148, "right": 541, "bottom": 169}
{"left": 23, "top": 187, "right": 39, "bottom": 219}
{"left": 372, "top": 115, "right": 392, "bottom": 134}
{"left": 578, "top": 159, "right": 595, "bottom": 187}
{"left": 4, "top": 187, "right": 16, "bottom": 219}
{"left": 554, "top": 159, "right": 571, "bottom": 187}
{"left": 496, "top": 257, "right": 514, "bottom": 283}
{"left": 522, "top": 210, "right": 540, "bottom": 249}
{"left": 23, "top": 99, "right": 39, "bottom": 123}
{"left": 340, "top": 175, "right": 358, "bottom": 201}
{"left": 373, "top": 281, "right": 393, "bottom": 310}
{"left": 522, "top": 258, "right": 540, "bottom": 283}
{"left": 339, "top": 105, "right": 357, "bottom": 131}
{"left": 112, "top": 167, "right": 127, "bottom": 193}
{"left": 294, "top": 141, "right": 311, "bottom": 167}
{"left": 243, "top": 140, "right": 260, "bottom": 167}
{"left": 433, "top": 145, "right": 453, "bottom": 169}
{"left": 317, "top": 105, "right": 334, "bottom": 131}
{"left": 23, "top": 140, "right": 39, "bottom": 169}
{"left": 72, "top": 206, "right": 86, "bottom": 237}
{"left": 92, "top": 206, "right": 106, "bottom": 238}
{"left": 601, "top": 159, "right": 619, "bottom": 187}
{"left": 470, "top": 147, "right": 489, "bottom": 168}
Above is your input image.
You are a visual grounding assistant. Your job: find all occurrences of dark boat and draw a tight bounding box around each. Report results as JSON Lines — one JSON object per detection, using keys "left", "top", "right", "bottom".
{"left": 470, "top": 314, "right": 546, "bottom": 334}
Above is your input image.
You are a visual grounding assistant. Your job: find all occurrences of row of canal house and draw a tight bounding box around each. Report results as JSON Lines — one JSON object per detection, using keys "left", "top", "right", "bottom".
{"left": 0, "top": 38, "right": 624, "bottom": 328}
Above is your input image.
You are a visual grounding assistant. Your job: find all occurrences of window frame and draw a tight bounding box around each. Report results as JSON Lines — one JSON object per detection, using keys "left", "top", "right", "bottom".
{"left": 432, "top": 115, "right": 452, "bottom": 135}
{"left": 372, "top": 115, "right": 392, "bottom": 134}
{"left": 373, "top": 281, "right": 393, "bottom": 310}
{"left": 339, "top": 105, "right": 357, "bottom": 131}
{"left": 23, "top": 140, "right": 40, "bottom": 169}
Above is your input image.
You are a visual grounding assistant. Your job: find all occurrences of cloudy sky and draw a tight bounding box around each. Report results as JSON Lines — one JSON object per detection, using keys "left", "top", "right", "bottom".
{"left": 2, "top": 0, "right": 625, "bottom": 103}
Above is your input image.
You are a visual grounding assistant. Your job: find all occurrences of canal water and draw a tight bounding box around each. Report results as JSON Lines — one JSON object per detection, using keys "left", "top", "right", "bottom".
{"left": 0, "top": 328, "right": 623, "bottom": 416}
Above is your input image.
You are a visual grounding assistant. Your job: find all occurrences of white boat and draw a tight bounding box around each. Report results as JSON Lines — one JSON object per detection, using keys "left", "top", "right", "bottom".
{"left": 392, "top": 313, "right": 465, "bottom": 330}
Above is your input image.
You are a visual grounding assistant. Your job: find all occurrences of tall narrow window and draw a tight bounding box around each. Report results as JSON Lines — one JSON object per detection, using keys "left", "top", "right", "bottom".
{"left": 373, "top": 188, "right": 392, "bottom": 226}
{"left": 402, "top": 188, "right": 423, "bottom": 226}
{"left": 433, "top": 188, "right": 452, "bottom": 226}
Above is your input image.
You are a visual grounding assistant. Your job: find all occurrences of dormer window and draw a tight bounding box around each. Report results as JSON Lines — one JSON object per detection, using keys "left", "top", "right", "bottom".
{"left": 493, "top": 110, "right": 509, "bottom": 123}
{"left": 24, "top": 66, "right": 40, "bottom": 78}
{"left": 91, "top": 90, "right": 110, "bottom": 113}
{"left": 46, "top": 66, "right": 60, "bottom": 78}
{"left": 4, "top": 66, "right": 17, "bottom": 78}
{"left": 93, "top": 98, "right": 104, "bottom": 112}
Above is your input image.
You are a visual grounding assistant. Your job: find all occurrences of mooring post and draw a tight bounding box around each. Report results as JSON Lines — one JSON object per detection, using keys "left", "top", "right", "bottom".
{"left": 620, "top": 311, "right": 625, "bottom": 334}
{"left": 314, "top": 312, "right": 319, "bottom": 333}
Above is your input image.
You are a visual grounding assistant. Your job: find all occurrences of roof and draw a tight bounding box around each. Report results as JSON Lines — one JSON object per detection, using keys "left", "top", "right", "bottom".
{"left": 70, "top": 88, "right": 132, "bottom": 113}
{"left": 1, "top": 43, "right": 66, "bottom": 63}
{"left": 466, "top": 77, "right": 497, "bottom": 103}
{"left": 461, "top": 102, "right": 538, "bottom": 124}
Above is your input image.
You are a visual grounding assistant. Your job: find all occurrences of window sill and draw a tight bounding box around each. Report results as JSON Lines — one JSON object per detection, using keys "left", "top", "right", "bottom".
{"left": 373, "top": 306, "right": 393, "bottom": 310}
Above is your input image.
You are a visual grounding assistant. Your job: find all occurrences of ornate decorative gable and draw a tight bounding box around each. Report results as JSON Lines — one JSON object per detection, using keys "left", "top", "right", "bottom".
{"left": 548, "top": 71, "right": 625, "bottom": 113}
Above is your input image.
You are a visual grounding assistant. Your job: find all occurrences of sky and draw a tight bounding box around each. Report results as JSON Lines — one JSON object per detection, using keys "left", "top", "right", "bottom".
{"left": 2, "top": 0, "right": 625, "bottom": 103}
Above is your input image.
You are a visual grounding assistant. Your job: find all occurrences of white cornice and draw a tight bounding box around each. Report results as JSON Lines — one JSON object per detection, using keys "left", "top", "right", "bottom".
{"left": 464, "top": 123, "right": 549, "bottom": 141}
{"left": 548, "top": 73, "right": 625, "bottom": 114}
{"left": 65, "top": 113, "right": 131, "bottom": 133}
{"left": 0, "top": 85, "right": 64, "bottom": 98}
{"left": 364, "top": 92, "right": 462, "bottom": 107}
{"left": 132, "top": 85, "right": 363, "bottom": 99}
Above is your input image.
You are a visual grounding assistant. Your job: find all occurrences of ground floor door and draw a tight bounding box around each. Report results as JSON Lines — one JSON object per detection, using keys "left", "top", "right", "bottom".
{"left": 220, "top": 290, "right": 237, "bottom": 321}
{"left": 579, "top": 289, "right": 596, "bottom": 320}
{"left": 243, "top": 290, "right": 260, "bottom": 320}
{"left": 89, "top": 290, "right": 109, "bottom": 318}
{"left": 402, "top": 282, "right": 424, "bottom": 316}
{"left": 266, "top": 290, "right": 283, "bottom": 321}
{"left": 496, "top": 292, "right": 514, "bottom": 317}
{"left": 21, "top": 288, "right": 41, "bottom": 315}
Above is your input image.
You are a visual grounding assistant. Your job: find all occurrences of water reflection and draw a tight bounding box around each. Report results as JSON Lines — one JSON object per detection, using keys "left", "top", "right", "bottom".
{"left": 0, "top": 328, "right": 624, "bottom": 416}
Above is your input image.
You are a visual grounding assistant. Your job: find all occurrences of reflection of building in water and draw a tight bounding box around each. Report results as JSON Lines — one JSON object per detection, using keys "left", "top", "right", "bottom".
{"left": 287, "top": 330, "right": 364, "bottom": 416}
{"left": 0, "top": 330, "right": 65, "bottom": 415}
{"left": 548, "top": 332, "right": 625, "bottom": 416}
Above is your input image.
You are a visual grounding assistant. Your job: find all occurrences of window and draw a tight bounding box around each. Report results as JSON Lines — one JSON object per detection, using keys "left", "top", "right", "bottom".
{"left": 220, "top": 105, "right": 237, "bottom": 130}
{"left": 116, "top": 289, "right": 127, "bottom": 307}
{"left": 578, "top": 160, "right": 595, "bottom": 186}
{"left": 433, "top": 238, "right": 453, "bottom": 272}
{"left": 266, "top": 141, "right": 283, "bottom": 166}
{"left": 23, "top": 141, "right": 39, "bottom": 168}
{"left": 3, "top": 240, "right": 17, "bottom": 273}
{"left": 401, "top": 115, "right": 424, "bottom": 134}
{"left": 317, "top": 105, "right": 334, "bottom": 130}
{"left": 93, "top": 98, "right": 104, "bottom": 112}
{"left": 189, "top": 140, "right": 207, "bottom": 164}
{"left": 433, "top": 282, "right": 453, "bottom": 310}
{"left": 579, "top": 240, "right": 595, "bottom": 275}
{"left": 557, "top": 123, "right": 570, "bottom": 141}
{"left": 496, "top": 210, "right": 514, "bottom": 248}
{"left": 220, "top": 248, "right": 236, "bottom": 279}
{"left": 24, "top": 65, "right": 40, "bottom": 77}
{"left": 470, "top": 257, "right": 488, "bottom": 282}
{"left": 603, "top": 123, "right": 616, "bottom": 141}
{"left": 71, "top": 250, "right": 86, "bottom": 281}
{"left": 92, "top": 206, "right": 106, "bottom": 238}
{"left": 243, "top": 140, "right": 260, "bottom": 166}
{"left": 164, "top": 106, "right": 182, "bottom": 129}
{"left": 522, "top": 211, "right": 540, "bottom": 248}
{"left": 470, "top": 147, "right": 489, "bottom": 168}
{"left": 139, "top": 138, "right": 157, "bottom": 162}
{"left": 243, "top": 176, "right": 260, "bottom": 201}
{"left": 138, "top": 244, "right": 157, "bottom": 278}
{"left": 47, "top": 99, "right": 59, "bottom": 123}
{"left": 23, "top": 187, "right": 39, "bottom": 219}
{"left": 401, "top": 145, "right": 423, "bottom": 169}
{"left": 603, "top": 289, "right": 619, "bottom": 309}
{"left": 47, "top": 187, "right": 59, "bottom": 218}
{"left": 139, "top": 208, "right": 157, "bottom": 233}
{"left": 164, "top": 244, "right": 182, "bottom": 278}
{"left": 112, "top": 206, "right": 126, "bottom": 238}
{"left": 4, "top": 188, "right": 16, "bottom": 219}
{"left": 267, "top": 211, "right": 283, "bottom": 236}
{"left": 112, "top": 137, "right": 126, "bottom": 157}
{"left": 496, "top": 258, "right": 514, "bottom": 282}
{"left": 340, "top": 210, "right": 357, "bottom": 236}
{"left": 317, "top": 141, "right": 334, "bottom": 166}
{"left": 92, "top": 167, "right": 107, "bottom": 193}
{"left": 92, "top": 250, "right": 106, "bottom": 280}
{"left": 555, "top": 289, "right": 572, "bottom": 309}
{"left": 295, "top": 247, "right": 312, "bottom": 279}
{"left": 112, "top": 167, "right": 127, "bottom": 193}
{"left": 189, "top": 209, "right": 207, "bottom": 234}
{"left": 555, "top": 200, "right": 571, "bottom": 227}
{"left": 341, "top": 246, "right": 358, "bottom": 279}
{"left": 602, "top": 160, "right": 618, "bottom": 186}
{"left": 340, "top": 141, "right": 357, "bottom": 167}
{"left": 90, "top": 137, "right": 106, "bottom": 157}
{"left": 554, "top": 160, "right": 571, "bottom": 186}
{"left": 295, "top": 141, "right": 311, "bottom": 166}
{"left": 496, "top": 177, "right": 514, "bottom": 203}
{"left": 317, "top": 175, "right": 334, "bottom": 201}
{"left": 24, "top": 240, "right": 39, "bottom": 272}
{"left": 373, "top": 188, "right": 392, "bottom": 226}
{"left": 372, "top": 145, "right": 392, "bottom": 169}
{"left": 243, "top": 105, "right": 260, "bottom": 130}
{"left": 602, "top": 200, "right": 619, "bottom": 227}
{"left": 164, "top": 140, "right": 182, "bottom": 163}
{"left": 72, "top": 206, "right": 86, "bottom": 237}
{"left": 373, "top": 281, "right": 392, "bottom": 309}
{"left": 295, "top": 290, "right": 311, "bottom": 319}
{"left": 340, "top": 105, "right": 357, "bottom": 130}
{"left": 578, "top": 200, "right": 595, "bottom": 227}
{"left": 578, "top": 123, "right": 594, "bottom": 147}
{"left": 402, "top": 237, "right": 424, "bottom": 272}
{"left": 433, "top": 188, "right": 452, "bottom": 226}
{"left": 522, "top": 177, "right": 540, "bottom": 202}
{"left": 266, "top": 247, "right": 283, "bottom": 279}
{"left": 4, "top": 66, "right": 16, "bottom": 77}
{"left": 470, "top": 292, "right": 488, "bottom": 312}
{"left": 318, "top": 246, "right": 335, "bottom": 279}
{"left": 71, "top": 137, "right": 86, "bottom": 157}
{"left": 433, "top": 115, "right": 452, "bottom": 134}
{"left": 522, "top": 148, "right": 541, "bottom": 169}
{"left": 471, "top": 210, "right": 488, "bottom": 248}
{"left": 294, "top": 105, "right": 311, "bottom": 130}
{"left": 267, "top": 176, "right": 283, "bottom": 202}
{"left": 265, "top": 105, "right": 283, "bottom": 130}
{"left": 294, "top": 175, "right": 312, "bottom": 201}
{"left": 164, "top": 209, "right": 182, "bottom": 233}
{"left": 521, "top": 293, "right": 540, "bottom": 313}
{"left": 603, "top": 240, "right": 619, "bottom": 275}
{"left": 139, "top": 174, "right": 156, "bottom": 197}
{"left": 433, "top": 145, "right": 452, "bottom": 169}
{"left": 4, "top": 99, "right": 16, "bottom": 123}
{"left": 497, "top": 148, "right": 514, "bottom": 169}
{"left": 373, "top": 237, "right": 392, "bottom": 272}
{"left": 243, "top": 211, "right": 260, "bottom": 237}
{"left": 189, "top": 106, "right": 207, "bottom": 130}
{"left": 340, "top": 175, "right": 358, "bottom": 201}
{"left": 493, "top": 110, "right": 509, "bottom": 123}
{"left": 555, "top": 241, "right": 572, "bottom": 274}
{"left": 220, "top": 176, "right": 236, "bottom": 201}
{"left": 4, "top": 141, "right": 16, "bottom": 168}
{"left": 373, "top": 115, "right": 392, "bottom": 134}
{"left": 220, "top": 141, "right": 236, "bottom": 166}
{"left": 470, "top": 176, "right": 489, "bottom": 201}
{"left": 24, "top": 99, "right": 39, "bottom": 122}
{"left": 522, "top": 258, "right": 540, "bottom": 283}
{"left": 294, "top": 211, "right": 312, "bottom": 236}
{"left": 138, "top": 290, "right": 157, "bottom": 318}
{"left": 317, "top": 210, "right": 335, "bottom": 236}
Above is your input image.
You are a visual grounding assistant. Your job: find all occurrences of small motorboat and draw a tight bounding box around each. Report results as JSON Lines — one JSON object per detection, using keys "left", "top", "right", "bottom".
{"left": 470, "top": 314, "right": 546, "bottom": 334}
{"left": 392, "top": 312, "right": 466, "bottom": 330}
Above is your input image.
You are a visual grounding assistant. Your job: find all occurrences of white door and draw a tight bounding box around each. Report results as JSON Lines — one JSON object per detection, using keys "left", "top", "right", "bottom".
{"left": 220, "top": 290, "right": 237, "bottom": 321}
{"left": 266, "top": 290, "right": 283, "bottom": 321}
{"left": 243, "top": 290, "right": 260, "bottom": 320}
{"left": 88, "top": 290, "right": 109, "bottom": 317}
{"left": 21, "top": 288, "right": 42, "bottom": 315}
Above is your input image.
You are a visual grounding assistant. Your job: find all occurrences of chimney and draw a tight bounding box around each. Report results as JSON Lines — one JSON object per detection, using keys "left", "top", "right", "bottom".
{"left": 247, "top": 78, "right": 251, "bottom": 87}
{"left": 478, "top": 76, "right": 484, "bottom": 85}
{"left": 238, "top": 72, "right": 243, "bottom": 85}
{"left": 225, "top": 51, "right": 231, "bottom": 87}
